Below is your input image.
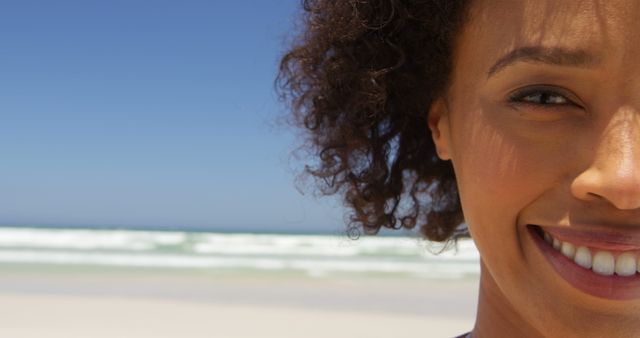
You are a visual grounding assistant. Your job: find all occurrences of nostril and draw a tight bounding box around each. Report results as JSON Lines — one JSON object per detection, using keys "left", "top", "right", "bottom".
{"left": 586, "top": 192, "right": 605, "bottom": 201}
{"left": 587, "top": 191, "right": 640, "bottom": 211}
{"left": 571, "top": 166, "right": 640, "bottom": 210}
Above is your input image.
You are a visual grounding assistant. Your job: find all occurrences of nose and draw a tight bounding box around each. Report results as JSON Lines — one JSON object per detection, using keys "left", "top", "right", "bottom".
{"left": 571, "top": 109, "right": 640, "bottom": 210}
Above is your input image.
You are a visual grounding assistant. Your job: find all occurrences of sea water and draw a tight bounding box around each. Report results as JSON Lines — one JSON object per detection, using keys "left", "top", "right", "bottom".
{"left": 0, "top": 226, "right": 479, "bottom": 279}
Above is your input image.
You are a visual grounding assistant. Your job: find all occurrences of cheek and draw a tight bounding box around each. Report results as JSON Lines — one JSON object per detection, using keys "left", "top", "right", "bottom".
{"left": 448, "top": 109, "right": 565, "bottom": 252}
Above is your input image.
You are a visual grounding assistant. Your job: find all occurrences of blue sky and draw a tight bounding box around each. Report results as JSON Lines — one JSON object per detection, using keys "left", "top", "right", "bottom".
{"left": 0, "top": 0, "right": 346, "bottom": 233}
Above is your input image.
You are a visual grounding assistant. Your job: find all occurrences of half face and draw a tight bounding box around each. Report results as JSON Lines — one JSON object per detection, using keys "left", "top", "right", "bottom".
{"left": 429, "top": 0, "right": 640, "bottom": 336}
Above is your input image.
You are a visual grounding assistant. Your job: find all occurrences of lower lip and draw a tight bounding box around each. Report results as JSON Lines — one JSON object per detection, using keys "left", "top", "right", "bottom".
{"left": 528, "top": 225, "right": 640, "bottom": 300}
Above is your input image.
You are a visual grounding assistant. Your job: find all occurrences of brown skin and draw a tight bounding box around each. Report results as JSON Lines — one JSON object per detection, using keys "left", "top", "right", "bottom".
{"left": 429, "top": 0, "right": 640, "bottom": 337}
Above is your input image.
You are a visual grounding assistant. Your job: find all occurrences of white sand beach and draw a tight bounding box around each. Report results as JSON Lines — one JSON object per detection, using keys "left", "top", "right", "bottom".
{"left": 0, "top": 268, "right": 477, "bottom": 338}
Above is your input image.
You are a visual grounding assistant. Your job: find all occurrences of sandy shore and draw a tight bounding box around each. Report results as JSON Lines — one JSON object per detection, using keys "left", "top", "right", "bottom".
{"left": 0, "top": 267, "right": 477, "bottom": 338}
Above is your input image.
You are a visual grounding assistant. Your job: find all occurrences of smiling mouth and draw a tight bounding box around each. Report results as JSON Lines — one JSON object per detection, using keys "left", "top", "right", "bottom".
{"left": 531, "top": 225, "right": 640, "bottom": 277}
{"left": 528, "top": 224, "right": 640, "bottom": 300}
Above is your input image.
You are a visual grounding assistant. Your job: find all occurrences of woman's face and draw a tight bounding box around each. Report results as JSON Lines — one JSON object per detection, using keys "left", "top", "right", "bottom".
{"left": 430, "top": 0, "right": 640, "bottom": 336}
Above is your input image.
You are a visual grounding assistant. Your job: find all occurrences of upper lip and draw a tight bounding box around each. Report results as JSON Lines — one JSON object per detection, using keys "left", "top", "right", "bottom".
{"left": 531, "top": 223, "right": 640, "bottom": 251}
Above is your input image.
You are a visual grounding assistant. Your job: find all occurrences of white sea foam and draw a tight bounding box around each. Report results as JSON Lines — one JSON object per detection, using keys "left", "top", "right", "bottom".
{"left": 0, "top": 228, "right": 186, "bottom": 251}
{"left": 0, "top": 227, "right": 480, "bottom": 279}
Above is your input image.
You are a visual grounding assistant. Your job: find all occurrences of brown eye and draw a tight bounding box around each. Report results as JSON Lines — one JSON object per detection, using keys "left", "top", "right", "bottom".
{"left": 520, "top": 92, "right": 568, "bottom": 105}
{"left": 508, "top": 86, "right": 578, "bottom": 107}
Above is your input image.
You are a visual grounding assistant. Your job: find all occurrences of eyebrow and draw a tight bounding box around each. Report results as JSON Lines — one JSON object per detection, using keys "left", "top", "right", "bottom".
{"left": 487, "top": 46, "right": 600, "bottom": 78}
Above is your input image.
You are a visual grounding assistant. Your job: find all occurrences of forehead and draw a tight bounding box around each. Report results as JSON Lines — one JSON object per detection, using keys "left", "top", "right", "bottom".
{"left": 453, "top": 0, "right": 640, "bottom": 80}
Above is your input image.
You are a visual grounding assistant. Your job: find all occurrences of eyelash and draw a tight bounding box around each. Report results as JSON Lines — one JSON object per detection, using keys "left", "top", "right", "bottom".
{"left": 507, "top": 86, "right": 579, "bottom": 108}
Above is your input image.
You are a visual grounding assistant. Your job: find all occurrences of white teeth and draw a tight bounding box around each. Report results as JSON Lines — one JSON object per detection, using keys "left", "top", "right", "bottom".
{"left": 574, "top": 246, "right": 593, "bottom": 269}
{"left": 615, "top": 252, "right": 637, "bottom": 277}
{"left": 592, "top": 251, "right": 615, "bottom": 276}
{"left": 560, "top": 242, "right": 576, "bottom": 259}
{"left": 542, "top": 230, "right": 640, "bottom": 276}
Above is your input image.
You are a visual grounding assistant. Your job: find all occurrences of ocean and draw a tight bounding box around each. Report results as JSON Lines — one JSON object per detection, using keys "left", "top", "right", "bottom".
{"left": 0, "top": 226, "right": 480, "bottom": 280}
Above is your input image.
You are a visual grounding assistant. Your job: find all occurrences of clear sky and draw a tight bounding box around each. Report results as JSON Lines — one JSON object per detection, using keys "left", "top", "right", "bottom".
{"left": 0, "top": 0, "right": 346, "bottom": 233}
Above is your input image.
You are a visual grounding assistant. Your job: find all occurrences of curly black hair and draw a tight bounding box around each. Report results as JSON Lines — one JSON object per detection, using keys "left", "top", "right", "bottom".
{"left": 277, "top": 0, "right": 472, "bottom": 242}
